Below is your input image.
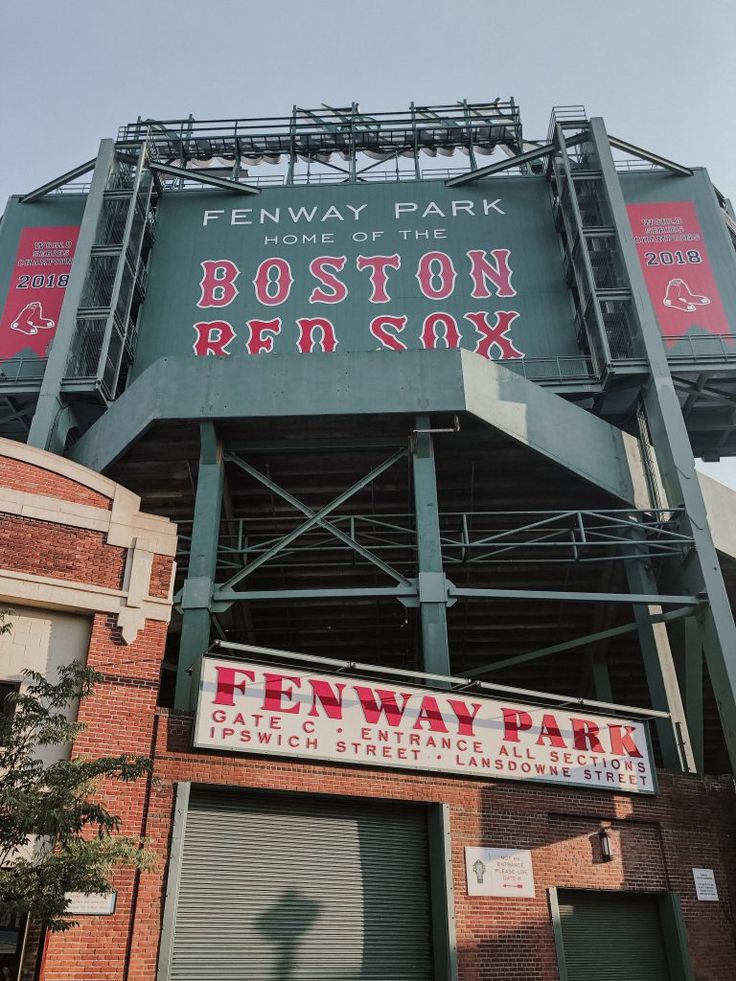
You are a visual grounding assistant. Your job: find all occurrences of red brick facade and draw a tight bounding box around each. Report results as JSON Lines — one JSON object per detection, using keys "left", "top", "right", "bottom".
{"left": 0, "top": 446, "right": 175, "bottom": 981}
{"left": 40, "top": 614, "right": 167, "bottom": 981}
{"left": 0, "top": 456, "right": 111, "bottom": 509}
{"left": 0, "top": 514, "right": 127, "bottom": 590}
{"left": 2, "top": 448, "right": 736, "bottom": 980}
{"left": 38, "top": 686, "right": 736, "bottom": 981}
{"left": 139, "top": 716, "right": 736, "bottom": 981}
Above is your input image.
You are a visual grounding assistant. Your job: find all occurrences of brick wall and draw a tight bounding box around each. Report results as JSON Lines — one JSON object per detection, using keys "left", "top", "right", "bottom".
{"left": 32, "top": 670, "right": 736, "bottom": 980}
{"left": 38, "top": 614, "right": 168, "bottom": 981}
{"left": 111, "top": 713, "right": 734, "bottom": 981}
{"left": 0, "top": 446, "right": 175, "bottom": 981}
{"left": 0, "top": 457, "right": 111, "bottom": 509}
{"left": 0, "top": 514, "right": 126, "bottom": 590}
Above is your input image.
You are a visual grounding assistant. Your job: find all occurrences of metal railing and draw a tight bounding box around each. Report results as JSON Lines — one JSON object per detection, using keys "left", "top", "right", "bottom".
{"left": 175, "top": 507, "right": 690, "bottom": 577}
{"left": 0, "top": 358, "right": 47, "bottom": 384}
{"left": 496, "top": 355, "right": 596, "bottom": 383}
{"left": 664, "top": 333, "right": 736, "bottom": 362}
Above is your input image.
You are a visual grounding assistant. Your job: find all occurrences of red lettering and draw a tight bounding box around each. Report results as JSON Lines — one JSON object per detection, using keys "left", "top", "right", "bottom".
{"left": 608, "top": 724, "right": 643, "bottom": 758}
{"left": 467, "top": 249, "right": 516, "bottom": 298}
{"left": 420, "top": 312, "right": 462, "bottom": 349}
{"left": 245, "top": 318, "right": 281, "bottom": 354}
{"left": 447, "top": 699, "right": 482, "bottom": 736}
{"left": 192, "top": 320, "right": 236, "bottom": 356}
{"left": 536, "top": 713, "right": 566, "bottom": 748}
{"left": 213, "top": 666, "right": 255, "bottom": 706}
{"left": 262, "top": 672, "right": 302, "bottom": 714}
{"left": 253, "top": 257, "right": 294, "bottom": 306}
{"left": 572, "top": 718, "right": 605, "bottom": 752}
{"left": 308, "top": 679, "right": 346, "bottom": 720}
{"left": 296, "top": 317, "right": 338, "bottom": 353}
{"left": 198, "top": 259, "right": 240, "bottom": 308}
{"left": 413, "top": 695, "right": 449, "bottom": 732}
{"left": 502, "top": 708, "right": 533, "bottom": 742}
{"left": 369, "top": 314, "right": 407, "bottom": 351}
{"left": 416, "top": 251, "right": 457, "bottom": 300}
{"left": 308, "top": 256, "right": 348, "bottom": 304}
{"left": 465, "top": 310, "right": 523, "bottom": 359}
{"left": 356, "top": 254, "right": 401, "bottom": 302}
{"left": 354, "top": 686, "right": 411, "bottom": 727}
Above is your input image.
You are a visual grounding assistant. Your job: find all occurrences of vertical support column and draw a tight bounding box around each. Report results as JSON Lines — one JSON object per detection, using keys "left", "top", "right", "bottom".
{"left": 590, "top": 117, "right": 736, "bottom": 772}
{"left": 588, "top": 650, "right": 614, "bottom": 702}
{"left": 412, "top": 416, "right": 451, "bottom": 676}
{"left": 427, "top": 804, "right": 459, "bottom": 981}
{"left": 175, "top": 422, "right": 224, "bottom": 710}
{"left": 625, "top": 555, "right": 695, "bottom": 772}
{"left": 683, "top": 616, "right": 705, "bottom": 773}
{"left": 28, "top": 140, "right": 116, "bottom": 453}
{"left": 156, "top": 781, "right": 191, "bottom": 981}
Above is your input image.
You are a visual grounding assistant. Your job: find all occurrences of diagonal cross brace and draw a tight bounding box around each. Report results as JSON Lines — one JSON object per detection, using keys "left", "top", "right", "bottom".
{"left": 220, "top": 448, "right": 411, "bottom": 591}
{"left": 467, "top": 606, "right": 694, "bottom": 678}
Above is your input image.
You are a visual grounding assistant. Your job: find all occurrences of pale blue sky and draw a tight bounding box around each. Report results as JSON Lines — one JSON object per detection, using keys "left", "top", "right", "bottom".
{"left": 1, "top": 0, "right": 735, "bottom": 482}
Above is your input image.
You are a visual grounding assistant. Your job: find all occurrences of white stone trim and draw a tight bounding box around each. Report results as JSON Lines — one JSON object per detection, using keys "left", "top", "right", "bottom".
{"left": 0, "top": 442, "right": 178, "bottom": 642}
{"left": 0, "top": 568, "right": 172, "bottom": 644}
{"left": 0, "top": 473, "right": 177, "bottom": 556}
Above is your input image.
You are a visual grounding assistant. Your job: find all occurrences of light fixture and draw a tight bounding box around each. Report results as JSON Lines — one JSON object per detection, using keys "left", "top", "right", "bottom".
{"left": 599, "top": 828, "right": 613, "bottom": 862}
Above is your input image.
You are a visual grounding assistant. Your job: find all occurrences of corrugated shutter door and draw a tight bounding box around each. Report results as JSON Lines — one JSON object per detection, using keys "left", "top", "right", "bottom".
{"left": 558, "top": 890, "right": 670, "bottom": 981}
{"left": 170, "top": 789, "right": 434, "bottom": 981}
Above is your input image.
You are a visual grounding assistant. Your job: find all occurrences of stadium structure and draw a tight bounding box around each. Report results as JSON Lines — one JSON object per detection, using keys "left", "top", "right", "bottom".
{"left": 2, "top": 99, "right": 736, "bottom": 980}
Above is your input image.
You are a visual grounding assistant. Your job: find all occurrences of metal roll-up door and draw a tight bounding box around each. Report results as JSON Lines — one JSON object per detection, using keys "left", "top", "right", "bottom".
{"left": 557, "top": 890, "right": 671, "bottom": 980}
{"left": 170, "top": 789, "right": 434, "bottom": 981}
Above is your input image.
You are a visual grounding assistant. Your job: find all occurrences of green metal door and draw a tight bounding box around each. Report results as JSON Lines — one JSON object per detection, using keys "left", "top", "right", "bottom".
{"left": 557, "top": 890, "right": 671, "bottom": 980}
{"left": 170, "top": 788, "right": 434, "bottom": 981}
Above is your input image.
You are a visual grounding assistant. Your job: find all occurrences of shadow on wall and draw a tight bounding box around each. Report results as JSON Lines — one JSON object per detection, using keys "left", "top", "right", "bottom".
{"left": 257, "top": 888, "right": 322, "bottom": 980}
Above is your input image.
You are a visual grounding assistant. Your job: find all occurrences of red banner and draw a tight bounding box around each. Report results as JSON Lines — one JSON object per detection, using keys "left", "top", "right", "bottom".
{"left": 0, "top": 226, "right": 80, "bottom": 362}
{"left": 627, "top": 201, "right": 730, "bottom": 348}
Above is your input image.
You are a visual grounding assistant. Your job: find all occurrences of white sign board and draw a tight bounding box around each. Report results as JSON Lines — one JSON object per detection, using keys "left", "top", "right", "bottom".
{"left": 193, "top": 656, "right": 655, "bottom": 793}
{"left": 465, "top": 847, "right": 535, "bottom": 897}
{"left": 64, "top": 892, "right": 117, "bottom": 915}
{"left": 693, "top": 868, "right": 719, "bottom": 902}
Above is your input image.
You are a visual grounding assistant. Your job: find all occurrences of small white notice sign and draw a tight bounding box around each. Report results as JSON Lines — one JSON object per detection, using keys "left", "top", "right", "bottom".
{"left": 465, "top": 847, "right": 535, "bottom": 897}
{"left": 64, "top": 892, "right": 117, "bottom": 915}
{"left": 693, "top": 868, "right": 719, "bottom": 902}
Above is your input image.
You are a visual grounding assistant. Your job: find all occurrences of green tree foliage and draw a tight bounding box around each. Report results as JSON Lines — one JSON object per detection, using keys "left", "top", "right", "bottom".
{"left": 0, "top": 615, "right": 153, "bottom": 930}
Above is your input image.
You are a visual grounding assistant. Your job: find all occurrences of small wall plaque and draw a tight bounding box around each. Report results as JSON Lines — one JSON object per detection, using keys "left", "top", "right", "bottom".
{"left": 64, "top": 892, "right": 117, "bottom": 915}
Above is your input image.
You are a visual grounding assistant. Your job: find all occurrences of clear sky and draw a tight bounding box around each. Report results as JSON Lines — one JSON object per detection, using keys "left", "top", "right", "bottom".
{"left": 1, "top": 0, "right": 735, "bottom": 482}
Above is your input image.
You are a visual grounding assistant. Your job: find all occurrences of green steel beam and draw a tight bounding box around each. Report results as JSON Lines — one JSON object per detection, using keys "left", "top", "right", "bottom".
{"left": 217, "top": 447, "right": 408, "bottom": 591}
{"left": 451, "top": 585, "right": 698, "bottom": 605}
{"left": 149, "top": 161, "right": 261, "bottom": 195}
{"left": 20, "top": 158, "right": 98, "bottom": 203}
{"left": 69, "top": 351, "right": 638, "bottom": 507}
{"left": 215, "top": 585, "right": 417, "bottom": 602}
{"left": 428, "top": 804, "right": 459, "bottom": 981}
{"left": 445, "top": 134, "right": 588, "bottom": 186}
{"left": 96, "top": 141, "right": 150, "bottom": 401}
{"left": 684, "top": 616, "right": 704, "bottom": 773}
{"left": 584, "top": 564, "right": 618, "bottom": 702}
{"left": 413, "top": 417, "right": 451, "bottom": 675}
{"left": 589, "top": 116, "right": 736, "bottom": 772}
{"left": 607, "top": 135, "right": 693, "bottom": 177}
{"left": 28, "top": 140, "right": 116, "bottom": 453}
{"left": 225, "top": 451, "right": 412, "bottom": 587}
{"left": 624, "top": 544, "right": 694, "bottom": 773}
{"left": 175, "top": 422, "right": 224, "bottom": 710}
{"left": 459, "top": 350, "right": 635, "bottom": 503}
{"left": 445, "top": 143, "right": 556, "bottom": 185}
{"left": 156, "top": 781, "right": 190, "bottom": 981}
{"left": 465, "top": 606, "right": 693, "bottom": 678}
